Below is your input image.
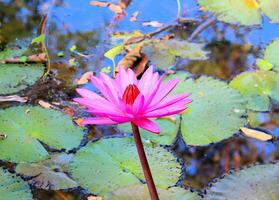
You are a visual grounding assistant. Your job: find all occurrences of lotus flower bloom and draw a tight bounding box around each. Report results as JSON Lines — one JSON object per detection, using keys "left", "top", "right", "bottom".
{"left": 74, "top": 66, "right": 192, "bottom": 133}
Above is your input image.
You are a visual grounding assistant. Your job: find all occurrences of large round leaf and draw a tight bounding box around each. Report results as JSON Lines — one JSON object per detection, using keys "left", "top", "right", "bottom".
{"left": 16, "top": 153, "right": 77, "bottom": 190}
{"left": 260, "top": 0, "right": 279, "bottom": 23}
{"left": 0, "top": 106, "right": 84, "bottom": 163}
{"left": 0, "top": 63, "right": 44, "bottom": 95}
{"left": 264, "top": 38, "right": 279, "bottom": 72}
{"left": 70, "top": 137, "right": 181, "bottom": 196}
{"left": 230, "top": 70, "right": 279, "bottom": 111}
{"left": 117, "top": 116, "right": 180, "bottom": 145}
{"left": 204, "top": 162, "right": 279, "bottom": 200}
{"left": 198, "top": 0, "right": 261, "bottom": 25}
{"left": 106, "top": 184, "right": 201, "bottom": 200}
{"left": 180, "top": 76, "right": 246, "bottom": 146}
{"left": 0, "top": 167, "right": 33, "bottom": 200}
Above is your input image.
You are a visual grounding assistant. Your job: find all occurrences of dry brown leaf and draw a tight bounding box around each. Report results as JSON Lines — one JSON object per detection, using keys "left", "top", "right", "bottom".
{"left": 76, "top": 71, "right": 93, "bottom": 85}
{"left": 87, "top": 196, "right": 103, "bottom": 200}
{"left": 75, "top": 118, "right": 84, "bottom": 126}
{"left": 38, "top": 100, "right": 54, "bottom": 109}
{"left": 0, "top": 95, "right": 28, "bottom": 103}
{"left": 117, "top": 43, "right": 147, "bottom": 76}
{"left": 125, "top": 35, "right": 147, "bottom": 45}
{"left": 240, "top": 127, "right": 272, "bottom": 141}
{"left": 0, "top": 133, "right": 7, "bottom": 140}
{"left": 142, "top": 21, "right": 163, "bottom": 27}
{"left": 90, "top": 1, "right": 124, "bottom": 15}
{"left": 4, "top": 53, "right": 47, "bottom": 63}
{"left": 62, "top": 107, "right": 75, "bottom": 117}
{"left": 130, "top": 11, "right": 139, "bottom": 22}
{"left": 118, "top": 0, "right": 132, "bottom": 8}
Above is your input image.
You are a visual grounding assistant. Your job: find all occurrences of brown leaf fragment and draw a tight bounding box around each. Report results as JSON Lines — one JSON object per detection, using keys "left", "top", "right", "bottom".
{"left": 117, "top": 43, "right": 147, "bottom": 76}
{"left": 76, "top": 71, "right": 93, "bottom": 85}
{"left": 0, "top": 95, "right": 28, "bottom": 103}
{"left": 130, "top": 11, "right": 139, "bottom": 22}
{"left": 38, "top": 100, "right": 54, "bottom": 109}
{"left": 240, "top": 127, "right": 272, "bottom": 141}
{"left": 142, "top": 21, "right": 163, "bottom": 27}
{"left": 62, "top": 107, "right": 75, "bottom": 117}
{"left": 87, "top": 196, "right": 103, "bottom": 200}
{"left": 90, "top": 1, "right": 124, "bottom": 15}
{"left": 0, "top": 133, "right": 7, "bottom": 140}
{"left": 3, "top": 53, "right": 47, "bottom": 63}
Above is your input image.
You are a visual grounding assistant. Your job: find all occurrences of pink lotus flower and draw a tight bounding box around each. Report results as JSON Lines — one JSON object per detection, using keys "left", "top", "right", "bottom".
{"left": 74, "top": 66, "right": 192, "bottom": 133}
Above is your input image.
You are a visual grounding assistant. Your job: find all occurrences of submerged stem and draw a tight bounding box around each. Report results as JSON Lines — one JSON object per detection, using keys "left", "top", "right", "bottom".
{"left": 131, "top": 123, "right": 159, "bottom": 200}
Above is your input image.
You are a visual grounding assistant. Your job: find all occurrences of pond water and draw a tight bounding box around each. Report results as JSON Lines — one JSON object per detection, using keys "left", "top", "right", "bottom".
{"left": 1, "top": 0, "right": 279, "bottom": 199}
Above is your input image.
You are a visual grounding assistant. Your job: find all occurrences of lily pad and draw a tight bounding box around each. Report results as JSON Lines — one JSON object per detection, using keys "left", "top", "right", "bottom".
{"left": 264, "top": 38, "right": 279, "bottom": 72}
{"left": 230, "top": 70, "right": 279, "bottom": 111}
{"left": 0, "top": 106, "right": 84, "bottom": 163}
{"left": 0, "top": 167, "right": 33, "bottom": 200}
{"left": 260, "top": 0, "right": 279, "bottom": 23}
{"left": 0, "top": 63, "right": 44, "bottom": 95}
{"left": 117, "top": 116, "right": 180, "bottom": 145}
{"left": 204, "top": 162, "right": 279, "bottom": 200}
{"left": 142, "top": 39, "right": 208, "bottom": 69}
{"left": 179, "top": 76, "right": 246, "bottom": 146}
{"left": 70, "top": 137, "right": 181, "bottom": 196}
{"left": 105, "top": 184, "right": 201, "bottom": 200}
{"left": 16, "top": 153, "right": 77, "bottom": 190}
{"left": 198, "top": 0, "right": 261, "bottom": 25}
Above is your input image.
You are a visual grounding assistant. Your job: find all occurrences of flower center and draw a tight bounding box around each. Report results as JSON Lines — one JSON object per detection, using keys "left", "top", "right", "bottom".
{"left": 123, "top": 84, "right": 140, "bottom": 105}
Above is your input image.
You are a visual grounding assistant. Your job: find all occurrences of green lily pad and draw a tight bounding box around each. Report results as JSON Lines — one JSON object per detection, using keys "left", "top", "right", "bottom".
{"left": 264, "top": 38, "right": 279, "bottom": 72}
{"left": 198, "top": 0, "right": 261, "bottom": 25}
{"left": 0, "top": 63, "right": 44, "bottom": 95}
{"left": 179, "top": 76, "right": 246, "bottom": 146}
{"left": 117, "top": 116, "right": 180, "bottom": 145}
{"left": 0, "top": 106, "right": 84, "bottom": 163}
{"left": 105, "top": 184, "right": 201, "bottom": 200}
{"left": 204, "top": 162, "right": 279, "bottom": 200}
{"left": 0, "top": 167, "right": 33, "bottom": 200}
{"left": 16, "top": 153, "right": 77, "bottom": 190}
{"left": 230, "top": 70, "right": 279, "bottom": 111}
{"left": 70, "top": 137, "right": 181, "bottom": 196}
{"left": 260, "top": 0, "right": 279, "bottom": 23}
{"left": 142, "top": 39, "right": 208, "bottom": 69}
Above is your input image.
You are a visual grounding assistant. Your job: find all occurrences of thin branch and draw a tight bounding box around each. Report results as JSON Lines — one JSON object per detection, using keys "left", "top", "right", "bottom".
{"left": 188, "top": 16, "right": 217, "bottom": 41}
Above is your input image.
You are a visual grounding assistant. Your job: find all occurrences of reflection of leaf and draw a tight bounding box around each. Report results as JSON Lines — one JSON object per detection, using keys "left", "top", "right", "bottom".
{"left": 142, "top": 21, "right": 163, "bottom": 27}
{"left": 0, "top": 63, "right": 44, "bottom": 95}
{"left": 142, "top": 39, "right": 208, "bottom": 69}
{"left": 240, "top": 127, "right": 272, "bottom": 141}
{"left": 104, "top": 44, "right": 124, "bottom": 67}
{"left": 70, "top": 137, "right": 181, "bottom": 196}
{"left": 0, "top": 106, "right": 84, "bottom": 163}
{"left": 205, "top": 162, "right": 279, "bottom": 200}
{"left": 230, "top": 70, "right": 279, "bottom": 111}
{"left": 106, "top": 184, "right": 201, "bottom": 200}
{"left": 177, "top": 75, "right": 246, "bottom": 146}
{"left": 264, "top": 38, "right": 279, "bottom": 72}
{"left": 0, "top": 168, "right": 33, "bottom": 200}
{"left": 90, "top": 1, "right": 124, "bottom": 14}
{"left": 198, "top": 0, "right": 261, "bottom": 25}
{"left": 16, "top": 153, "right": 77, "bottom": 190}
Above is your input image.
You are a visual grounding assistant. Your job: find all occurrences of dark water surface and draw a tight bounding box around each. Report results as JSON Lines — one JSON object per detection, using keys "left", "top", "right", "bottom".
{"left": 1, "top": 0, "right": 279, "bottom": 199}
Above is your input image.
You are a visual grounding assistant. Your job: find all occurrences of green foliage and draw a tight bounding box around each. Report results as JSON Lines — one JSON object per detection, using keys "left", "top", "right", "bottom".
{"left": 118, "top": 116, "right": 180, "bottom": 145}
{"left": 198, "top": 0, "right": 261, "bottom": 25}
{"left": 142, "top": 39, "right": 208, "bottom": 69}
{"left": 230, "top": 70, "right": 279, "bottom": 111}
{"left": 16, "top": 153, "right": 77, "bottom": 190}
{"left": 177, "top": 75, "right": 246, "bottom": 146}
{"left": 70, "top": 137, "right": 181, "bottom": 196}
{"left": 264, "top": 38, "right": 279, "bottom": 72}
{"left": 259, "top": 0, "right": 279, "bottom": 23}
{"left": 256, "top": 58, "right": 273, "bottom": 71}
{"left": 0, "top": 63, "right": 44, "bottom": 95}
{"left": 0, "top": 106, "right": 84, "bottom": 163}
{"left": 0, "top": 167, "right": 33, "bottom": 200}
{"left": 104, "top": 44, "right": 124, "bottom": 67}
{"left": 204, "top": 162, "right": 279, "bottom": 200}
{"left": 106, "top": 184, "right": 201, "bottom": 200}
{"left": 31, "top": 34, "right": 45, "bottom": 44}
